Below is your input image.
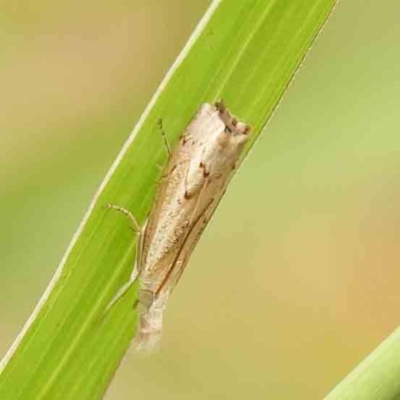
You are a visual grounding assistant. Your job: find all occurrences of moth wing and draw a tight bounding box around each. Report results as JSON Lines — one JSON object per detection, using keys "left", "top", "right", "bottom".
{"left": 155, "top": 181, "right": 228, "bottom": 297}
{"left": 139, "top": 107, "right": 213, "bottom": 276}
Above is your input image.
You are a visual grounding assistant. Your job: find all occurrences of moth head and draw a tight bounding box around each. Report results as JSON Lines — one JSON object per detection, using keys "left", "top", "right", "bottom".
{"left": 215, "top": 100, "right": 251, "bottom": 144}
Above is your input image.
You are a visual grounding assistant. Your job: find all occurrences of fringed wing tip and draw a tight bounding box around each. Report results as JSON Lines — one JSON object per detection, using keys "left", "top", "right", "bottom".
{"left": 132, "top": 330, "right": 162, "bottom": 353}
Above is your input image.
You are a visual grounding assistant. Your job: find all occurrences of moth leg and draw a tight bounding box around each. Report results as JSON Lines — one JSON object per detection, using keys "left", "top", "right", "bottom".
{"left": 105, "top": 203, "right": 141, "bottom": 233}
{"left": 156, "top": 163, "right": 164, "bottom": 172}
{"left": 158, "top": 118, "right": 172, "bottom": 156}
{"left": 133, "top": 289, "right": 155, "bottom": 311}
{"left": 104, "top": 268, "right": 139, "bottom": 314}
{"left": 103, "top": 204, "right": 144, "bottom": 315}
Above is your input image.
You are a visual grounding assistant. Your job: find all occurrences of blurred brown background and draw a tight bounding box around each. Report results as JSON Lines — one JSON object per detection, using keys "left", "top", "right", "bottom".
{"left": 1, "top": 1, "right": 400, "bottom": 399}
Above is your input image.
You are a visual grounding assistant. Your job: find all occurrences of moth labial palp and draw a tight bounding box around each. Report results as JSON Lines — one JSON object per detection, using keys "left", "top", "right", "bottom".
{"left": 106, "top": 101, "right": 251, "bottom": 352}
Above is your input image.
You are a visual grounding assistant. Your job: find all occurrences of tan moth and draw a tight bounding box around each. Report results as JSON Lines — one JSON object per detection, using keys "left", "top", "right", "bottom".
{"left": 107, "top": 101, "right": 250, "bottom": 351}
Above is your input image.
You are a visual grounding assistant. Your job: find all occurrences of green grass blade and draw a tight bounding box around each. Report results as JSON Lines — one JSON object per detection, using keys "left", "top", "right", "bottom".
{"left": 324, "top": 328, "right": 400, "bottom": 400}
{"left": 0, "top": 1, "right": 336, "bottom": 399}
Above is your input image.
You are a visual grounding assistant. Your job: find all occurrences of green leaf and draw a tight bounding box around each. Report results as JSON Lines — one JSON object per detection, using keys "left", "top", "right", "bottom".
{"left": 324, "top": 328, "right": 400, "bottom": 400}
{"left": 0, "top": 1, "right": 336, "bottom": 399}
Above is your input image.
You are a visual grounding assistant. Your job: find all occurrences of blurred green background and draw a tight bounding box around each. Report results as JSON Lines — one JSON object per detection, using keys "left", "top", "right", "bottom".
{"left": 1, "top": 1, "right": 399, "bottom": 399}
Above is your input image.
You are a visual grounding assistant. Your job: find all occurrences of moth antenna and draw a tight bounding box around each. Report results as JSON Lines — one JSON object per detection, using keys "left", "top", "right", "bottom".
{"left": 158, "top": 118, "right": 172, "bottom": 156}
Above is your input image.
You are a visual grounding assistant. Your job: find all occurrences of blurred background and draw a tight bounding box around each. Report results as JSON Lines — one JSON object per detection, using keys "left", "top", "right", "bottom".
{"left": 1, "top": 1, "right": 399, "bottom": 399}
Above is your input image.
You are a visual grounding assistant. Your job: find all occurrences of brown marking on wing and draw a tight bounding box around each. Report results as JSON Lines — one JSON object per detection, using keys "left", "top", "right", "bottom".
{"left": 168, "top": 186, "right": 228, "bottom": 291}
{"left": 155, "top": 197, "right": 215, "bottom": 297}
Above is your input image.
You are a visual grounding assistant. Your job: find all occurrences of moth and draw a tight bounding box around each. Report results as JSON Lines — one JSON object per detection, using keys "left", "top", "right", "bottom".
{"left": 107, "top": 101, "right": 250, "bottom": 351}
